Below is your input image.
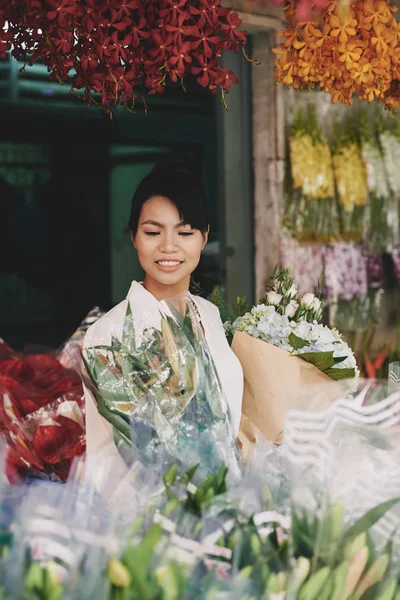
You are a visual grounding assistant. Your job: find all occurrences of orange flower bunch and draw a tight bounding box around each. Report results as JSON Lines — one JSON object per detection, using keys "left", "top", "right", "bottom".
{"left": 274, "top": 0, "right": 400, "bottom": 111}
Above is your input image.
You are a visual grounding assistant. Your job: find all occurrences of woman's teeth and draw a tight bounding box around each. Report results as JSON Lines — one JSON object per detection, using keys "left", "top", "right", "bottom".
{"left": 157, "top": 261, "right": 181, "bottom": 266}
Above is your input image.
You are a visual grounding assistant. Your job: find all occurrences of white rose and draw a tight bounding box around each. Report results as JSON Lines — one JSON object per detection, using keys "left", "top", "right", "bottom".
{"left": 312, "top": 297, "right": 322, "bottom": 312}
{"left": 285, "top": 300, "right": 299, "bottom": 318}
{"left": 288, "top": 284, "right": 298, "bottom": 298}
{"left": 301, "top": 292, "right": 316, "bottom": 309}
{"left": 266, "top": 291, "right": 283, "bottom": 306}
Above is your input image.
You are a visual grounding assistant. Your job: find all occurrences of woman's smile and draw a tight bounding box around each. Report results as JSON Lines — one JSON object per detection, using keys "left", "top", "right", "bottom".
{"left": 155, "top": 259, "right": 184, "bottom": 272}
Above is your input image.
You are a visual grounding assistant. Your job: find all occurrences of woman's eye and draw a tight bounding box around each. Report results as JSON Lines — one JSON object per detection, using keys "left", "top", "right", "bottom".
{"left": 179, "top": 232, "right": 194, "bottom": 237}
{"left": 144, "top": 232, "right": 160, "bottom": 236}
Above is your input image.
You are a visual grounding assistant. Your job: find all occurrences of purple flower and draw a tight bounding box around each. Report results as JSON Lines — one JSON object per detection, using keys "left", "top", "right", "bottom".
{"left": 323, "top": 243, "right": 368, "bottom": 302}
{"left": 366, "top": 254, "right": 384, "bottom": 290}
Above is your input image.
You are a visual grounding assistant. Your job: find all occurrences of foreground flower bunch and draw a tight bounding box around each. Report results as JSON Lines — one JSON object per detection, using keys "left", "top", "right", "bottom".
{"left": 231, "top": 267, "right": 359, "bottom": 380}
{"left": 0, "top": 0, "right": 247, "bottom": 112}
{"left": 274, "top": 0, "right": 400, "bottom": 111}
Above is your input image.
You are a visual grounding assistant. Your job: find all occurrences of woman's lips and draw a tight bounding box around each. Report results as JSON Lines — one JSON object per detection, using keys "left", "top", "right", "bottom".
{"left": 155, "top": 260, "right": 183, "bottom": 272}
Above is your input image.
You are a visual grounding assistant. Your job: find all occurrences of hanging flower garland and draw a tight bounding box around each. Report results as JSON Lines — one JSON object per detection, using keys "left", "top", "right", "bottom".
{"left": 0, "top": 0, "right": 248, "bottom": 114}
{"left": 274, "top": 0, "right": 400, "bottom": 112}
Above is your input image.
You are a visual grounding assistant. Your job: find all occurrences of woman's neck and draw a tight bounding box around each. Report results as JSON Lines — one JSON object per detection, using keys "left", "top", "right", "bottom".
{"left": 142, "top": 275, "right": 190, "bottom": 301}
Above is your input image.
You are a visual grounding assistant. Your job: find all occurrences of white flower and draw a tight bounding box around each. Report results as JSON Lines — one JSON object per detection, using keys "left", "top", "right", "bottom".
{"left": 312, "top": 297, "right": 322, "bottom": 312}
{"left": 285, "top": 300, "right": 299, "bottom": 318}
{"left": 266, "top": 291, "right": 283, "bottom": 306}
{"left": 301, "top": 292, "right": 316, "bottom": 309}
{"left": 288, "top": 284, "right": 298, "bottom": 298}
{"left": 295, "top": 320, "right": 312, "bottom": 340}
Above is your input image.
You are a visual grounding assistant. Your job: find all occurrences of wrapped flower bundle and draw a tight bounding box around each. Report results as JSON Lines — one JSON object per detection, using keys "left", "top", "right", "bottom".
{"left": 0, "top": 347, "right": 85, "bottom": 482}
{"left": 284, "top": 104, "right": 340, "bottom": 243}
{"left": 1, "top": 381, "right": 400, "bottom": 599}
{"left": 0, "top": 308, "right": 105, "bottom": 482}
{"left": 230, "top": 267, "right": 357, "bottom": 443}
{"left": 82, "top": 295, "right": 241, "bottom": 483}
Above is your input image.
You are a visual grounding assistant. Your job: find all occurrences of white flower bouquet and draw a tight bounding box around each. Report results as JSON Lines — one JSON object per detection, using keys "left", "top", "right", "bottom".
{"left": 230, "top": 267, "right": 358, "bottom": 445}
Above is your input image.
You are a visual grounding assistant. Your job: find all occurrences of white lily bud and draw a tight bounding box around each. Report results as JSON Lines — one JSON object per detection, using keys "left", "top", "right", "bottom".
{"left": 266, "top": 291, "right": 283, "bottom": 306}
{"left": 285, "top": 300, "right": 299, "bottom": 318}
{"left": 300, "top": 292, "right": 316, "bottom": 309}
{"left": 288, "top": 284, "right": 298, "bottom": 298}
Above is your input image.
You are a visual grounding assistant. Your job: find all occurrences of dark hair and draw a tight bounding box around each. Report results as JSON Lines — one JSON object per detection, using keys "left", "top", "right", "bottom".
{"left": 128, "top": 159, "right": 209, "bottom": 235}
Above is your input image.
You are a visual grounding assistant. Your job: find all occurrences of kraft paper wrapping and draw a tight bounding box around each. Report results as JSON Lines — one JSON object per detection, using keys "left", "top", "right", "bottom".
{"left": 232, "top": 331, "right": 333, "bottom": 448}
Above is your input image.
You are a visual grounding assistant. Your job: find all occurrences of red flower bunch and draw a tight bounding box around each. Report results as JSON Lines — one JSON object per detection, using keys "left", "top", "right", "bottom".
{"left": 0, "top": 343, "right": 85, "bottom": 482}
{"left": 0, "top": 0, "right": 247, "bottom": 113}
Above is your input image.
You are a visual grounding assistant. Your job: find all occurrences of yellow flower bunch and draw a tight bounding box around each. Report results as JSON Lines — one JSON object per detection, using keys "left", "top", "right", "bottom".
{"left": 333, "top": 142, "right": 368, "bottom": 212}
{"left": 290, "top": 133, "right": 335, "bottom": 199}
{"left": 274, "top": 0, "right": 400, "bottom": 111}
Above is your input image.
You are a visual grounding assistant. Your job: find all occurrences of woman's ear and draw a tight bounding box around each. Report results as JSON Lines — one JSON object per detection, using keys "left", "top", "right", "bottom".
{"left": 130, "top": 232, "right": 137, "bottom": 249}
{"left": 201, "top": 226, "right": 210, "bottom": 250}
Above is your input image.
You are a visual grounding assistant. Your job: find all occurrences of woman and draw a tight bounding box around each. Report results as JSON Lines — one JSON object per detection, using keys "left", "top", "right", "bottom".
{"left": 83, "top": 161, "right": 243, "bottom": 492}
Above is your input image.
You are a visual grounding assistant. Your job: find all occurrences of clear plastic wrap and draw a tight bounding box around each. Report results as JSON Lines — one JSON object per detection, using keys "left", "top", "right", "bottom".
{"left": 284, "top": 379, "right": 400, "bottom": 591}
{"left": 83, "top": 294, "right": 241, "bottom": 484}
{"left": 0, "top": 345, "right": 85, "bottom": 482}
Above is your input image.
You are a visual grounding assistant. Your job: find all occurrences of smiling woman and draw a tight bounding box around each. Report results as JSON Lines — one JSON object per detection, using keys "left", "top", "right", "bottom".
{"left": 83, "top": 159, "right": 244, "bottom": 493}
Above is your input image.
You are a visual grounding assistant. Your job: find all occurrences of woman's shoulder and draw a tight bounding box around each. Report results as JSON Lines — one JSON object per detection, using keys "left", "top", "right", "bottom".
{"left": 83, "top": 300, "right": 129, "bottom": 348}
{"left": 192, "top": 295, "right": 222, "bottom": 321}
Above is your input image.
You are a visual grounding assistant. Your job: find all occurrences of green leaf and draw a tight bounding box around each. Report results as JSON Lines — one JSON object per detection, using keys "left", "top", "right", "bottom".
{"left": 341, "top": 498, "right": 400, "bottom": 551}
{"left": 163, "top": 464, "right": 180, "bottom": 486}
{"left": 297, "top": 351, "right": 336, "bottom": 372}
{"left": 326, "top": 368, "right": 356, "bottom": 381}
{"left": 122, "top": 302, "right": 137, "bottom": 355}
{"left": 333, "top": 356, "right": 347, "bottom": 364}
{"left": 123, "top": 524, "right": 163, "bottom": 600}
{"left": 289, "top": 333, "right": 308, "bottom": 350}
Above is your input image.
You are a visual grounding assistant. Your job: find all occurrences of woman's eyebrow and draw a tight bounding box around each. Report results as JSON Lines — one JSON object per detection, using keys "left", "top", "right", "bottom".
{"left": 141, "top": 220, "right": 164, "bottom": 227}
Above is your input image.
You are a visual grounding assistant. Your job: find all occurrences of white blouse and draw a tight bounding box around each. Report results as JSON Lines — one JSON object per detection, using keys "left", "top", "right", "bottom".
{"left": 83, "top": 281, "right": 243, "bottom": 493}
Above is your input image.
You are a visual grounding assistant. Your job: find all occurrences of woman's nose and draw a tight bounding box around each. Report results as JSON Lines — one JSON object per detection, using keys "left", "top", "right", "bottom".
{"left": 159, "top": 232, "right": 179, "bottom": 253}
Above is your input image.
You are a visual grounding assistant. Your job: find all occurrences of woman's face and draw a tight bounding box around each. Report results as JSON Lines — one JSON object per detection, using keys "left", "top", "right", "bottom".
{"left": 132, "top": 195, "right": 208, "bottom": 295}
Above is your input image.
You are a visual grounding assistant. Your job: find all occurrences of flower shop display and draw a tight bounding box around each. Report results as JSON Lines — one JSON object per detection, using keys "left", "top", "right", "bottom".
{"left": 279, "top": 233, "right": 324, "bottom": 296}
{"left": 0, "top": 0, "right": 248, "bottom": 114}
{"left": 229, "top": 267, "right": 358, "bottom": 442}
{"left": 360, "top": 112, "right": 397, "bottom": 254}
{"left": 1, "top": 380, "right": 400, "bottom": 600}
{"left": 332, "top": 120, "right": 368, "bottom": 242}
{"left": 323, "top": 243, "right": 384, "bottom": 332}
{"left": 378, "top": 115, "right": 400, "bottom": 238}
{"left": 82, "top": 295, "right": 241, "bottom": 483}
{"left": 284, "top": 104, "right": 339, "bottom": 242}
{"left": 274, "top": 0, "right": 400, "bottom": 112}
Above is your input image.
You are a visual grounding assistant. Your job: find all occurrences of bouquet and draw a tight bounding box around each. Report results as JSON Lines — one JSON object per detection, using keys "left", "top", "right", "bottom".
{"left": 82, "top": 294, "right": 241, "bottom": 484}
{"left": 284, "top": 104, "right": 340, "bottom": 243}
{"left": 2, "top": 381, "right": 400, "bottom": 600}
{"left": 0, "top": 349, "right": 85, "bottom": 482}
{"left": 230, "top": 267, "right": 358, "bottom": 442}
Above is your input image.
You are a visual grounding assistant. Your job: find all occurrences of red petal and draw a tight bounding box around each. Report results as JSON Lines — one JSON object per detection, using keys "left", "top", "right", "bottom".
{"left": 33, "top": 425, "right": 66, "bottom": 465}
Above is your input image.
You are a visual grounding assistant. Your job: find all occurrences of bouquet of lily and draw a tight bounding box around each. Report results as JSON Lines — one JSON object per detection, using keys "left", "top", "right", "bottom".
{"left": 229, "top": 267, "right": 358, "bottom": 443}
{"left": 82, "top": 295, "right": 241, "bottom": 484}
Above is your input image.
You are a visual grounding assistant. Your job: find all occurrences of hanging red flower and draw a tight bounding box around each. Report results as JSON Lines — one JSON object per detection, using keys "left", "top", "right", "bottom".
{"left": 0, "top": 0, "right": 248, "bottom": 115}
